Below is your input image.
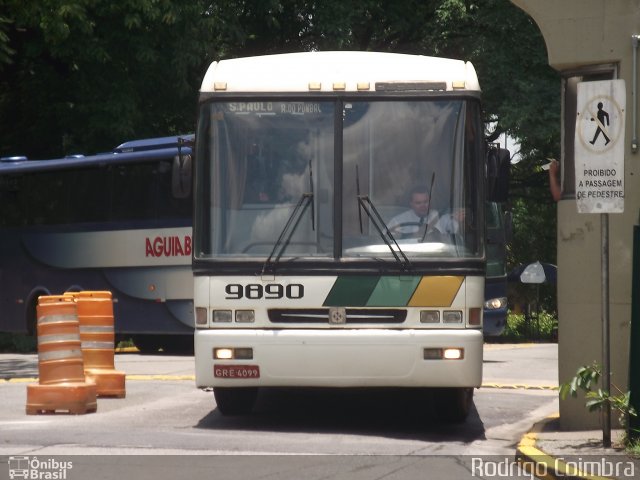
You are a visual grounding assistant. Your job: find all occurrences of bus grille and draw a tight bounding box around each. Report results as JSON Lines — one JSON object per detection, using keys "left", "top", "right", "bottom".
{"left": 267, "top": 308, "right": 407, "bottom": 324}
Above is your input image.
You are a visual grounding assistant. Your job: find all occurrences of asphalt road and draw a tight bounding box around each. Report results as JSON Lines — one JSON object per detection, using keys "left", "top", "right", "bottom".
{"left": 0, "top": 343, "right": 559, "bottom": 479}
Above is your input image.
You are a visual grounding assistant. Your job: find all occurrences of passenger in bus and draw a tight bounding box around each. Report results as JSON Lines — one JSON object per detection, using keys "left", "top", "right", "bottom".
{"left": 388, "top": 185, "right": 439, "bottom": 237}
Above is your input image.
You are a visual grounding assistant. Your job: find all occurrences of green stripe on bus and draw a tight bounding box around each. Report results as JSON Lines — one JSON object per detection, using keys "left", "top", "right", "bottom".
{"left": 366, "top": 276, "right": 421, "bottom": 306}
{"left": 323, "top": 276, "right": 380, "bottom": 306}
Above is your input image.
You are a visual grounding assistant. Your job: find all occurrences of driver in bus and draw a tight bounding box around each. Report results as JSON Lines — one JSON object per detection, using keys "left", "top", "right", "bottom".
{"left": 388, "top": 185, "right": 439, "bottom": 238}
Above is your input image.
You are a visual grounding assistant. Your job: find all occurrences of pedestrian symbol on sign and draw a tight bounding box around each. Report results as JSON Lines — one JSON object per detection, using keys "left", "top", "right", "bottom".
{"left": 577, "top": 93, "right": 623, "bottom": 155}
{"left": 589, "top": 102, "right": 610, "bottom": 146}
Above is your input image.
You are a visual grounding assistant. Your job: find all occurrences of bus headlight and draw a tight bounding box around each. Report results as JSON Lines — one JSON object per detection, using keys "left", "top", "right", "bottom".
{"left": 235, "top": 310, "right": 255, "bottom": 323}
{"left": 214, "top": 347, "right": 254, "bottom": 360}
{"left": 420, "top": 310, "right": 440, "bottom": 323}
{"left": 443, "top": 310, "right": 463, "bottom": 323}
{"left": 214, "top": 348, "right": 234, "bottom": 359}
{"left": 484, "top": 297, "right": 507, "bottom": 310}
{"left": 213, "top": 310, "right": 233, "bottom": 322}
{"left": 443, "top": 348, "right": 464, "bottom": 360}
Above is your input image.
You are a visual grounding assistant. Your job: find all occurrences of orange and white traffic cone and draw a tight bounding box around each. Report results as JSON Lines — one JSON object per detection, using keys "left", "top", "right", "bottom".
{"left": 74, "top": 291, "right": 126, "bottom": 398}
{"left": 26, "top": 295, "right": 97, "bottom": 414}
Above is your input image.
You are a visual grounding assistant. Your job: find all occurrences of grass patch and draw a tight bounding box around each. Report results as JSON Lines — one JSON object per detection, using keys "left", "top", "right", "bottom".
{"left": 627, "top": 437, "right": 640, "bottom": 457}
{"left": 116, "top": 337, "right": 135, "bottom": 349}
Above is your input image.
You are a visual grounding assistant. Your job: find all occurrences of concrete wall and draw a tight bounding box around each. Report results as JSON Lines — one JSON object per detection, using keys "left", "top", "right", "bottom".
{"left": 512, "top": 0, "right": 640, "bottom": 430}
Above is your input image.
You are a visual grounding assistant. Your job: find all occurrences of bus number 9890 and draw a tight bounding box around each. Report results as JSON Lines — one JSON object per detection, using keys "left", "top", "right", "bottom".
{"left": 224, "top": 283, "right": 304, "bottom": 300}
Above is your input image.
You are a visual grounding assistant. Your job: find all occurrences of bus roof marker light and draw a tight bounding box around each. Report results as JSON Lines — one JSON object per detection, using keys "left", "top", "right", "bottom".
{"left": 214, "top": 82, "right": 227, "bottom": 91}
{"left": 308, "top": 82, "right": 322, "bottom": 91}
{"left": 357, "top": 82, "right": 371, "bottom": 91}
{"left": 332, "top": 82, "right": 346, "bottom": 91}
{"left": 452, "top": 80, "right": 466, "bottom": 90}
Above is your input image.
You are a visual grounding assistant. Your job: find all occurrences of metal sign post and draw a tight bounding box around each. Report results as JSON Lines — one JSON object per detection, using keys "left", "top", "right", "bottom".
{"left": 601, "top": 212, "right": 611, "bottom": 447}
{"left": 575, "top": 79, "right": 626, "bottom": 448}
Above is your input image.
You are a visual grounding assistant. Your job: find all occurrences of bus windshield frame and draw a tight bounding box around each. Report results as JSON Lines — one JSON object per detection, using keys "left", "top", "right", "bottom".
{"left": 194, "top": 94, "right": 485, "bottom": 275}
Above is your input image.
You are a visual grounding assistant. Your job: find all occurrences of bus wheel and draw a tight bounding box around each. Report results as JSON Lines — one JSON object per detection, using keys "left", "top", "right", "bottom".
{"left": 435, "top": 387, "right": 473, "bottom": 423}
{"left": 213, "top": 387, "right": 258, "bottom": 415}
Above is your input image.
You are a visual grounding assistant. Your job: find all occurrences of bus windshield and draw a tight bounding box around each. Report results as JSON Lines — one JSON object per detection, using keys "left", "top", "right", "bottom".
{"left": 195, "top": 98, "right": 482, "bottom": 262}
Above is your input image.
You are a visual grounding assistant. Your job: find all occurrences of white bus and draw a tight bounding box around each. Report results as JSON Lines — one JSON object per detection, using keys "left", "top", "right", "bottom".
{"left": 192, "top": 51, "right": 509, "bottom": 422}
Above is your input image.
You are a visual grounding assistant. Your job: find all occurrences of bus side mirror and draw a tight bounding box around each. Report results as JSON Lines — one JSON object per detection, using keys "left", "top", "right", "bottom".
{"left": 486, "top": 147, "right": 510, "bottom": 203}
{"left": 172, "top": 136, "right": 194, "bottom": 199}
{"left": 172, "top": 154, "right": 192, "bottom": 199}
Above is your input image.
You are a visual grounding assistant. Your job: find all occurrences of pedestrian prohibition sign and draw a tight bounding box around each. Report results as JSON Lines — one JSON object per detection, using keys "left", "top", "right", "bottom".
{"left": 575, "top": 79, "right": 626, "bottom": 213}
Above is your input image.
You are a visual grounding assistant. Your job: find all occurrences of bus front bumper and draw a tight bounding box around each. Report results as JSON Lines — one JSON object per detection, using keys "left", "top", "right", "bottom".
{"left": 195, "top": 328, "right": 483, "bottom": 388}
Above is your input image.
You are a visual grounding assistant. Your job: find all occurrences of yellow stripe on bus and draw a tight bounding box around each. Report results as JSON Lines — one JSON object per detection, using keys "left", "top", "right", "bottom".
{"left": 408, "top": 276, "right": 464, "bottom": 307}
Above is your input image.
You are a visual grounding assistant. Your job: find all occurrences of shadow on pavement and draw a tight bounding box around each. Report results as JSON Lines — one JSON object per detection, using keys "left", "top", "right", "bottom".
{"left": 195, "top": 387, "right": 486, "bottom": 443}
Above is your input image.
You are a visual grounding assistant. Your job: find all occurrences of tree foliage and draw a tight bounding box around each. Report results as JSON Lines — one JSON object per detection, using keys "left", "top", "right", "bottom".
{"left": 0, "top": 0, "right": 560, "bottom": 291}
{"left": 0, "top": 0, "right": 220, "bottom": 156}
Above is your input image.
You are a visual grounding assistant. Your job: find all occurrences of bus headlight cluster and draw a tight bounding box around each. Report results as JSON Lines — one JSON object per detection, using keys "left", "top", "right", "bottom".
{"left": 484, "top": 297, "right": 507, "bottom": 310}
{"left": 213, "top": 309, "right": 255, "bottom": 323}
{"left": 195, "top": 308, "right": 257, "bottom": 327}
{"left": 423, "top": 348, "right": 464, "bottom": 360}
{"left": 214, "top": 347, "right": 253, "bottom": 360}
{"left": 420, "top": 308, "right": 482, "bottom": 327}
{"left": 420, "top": 310, "right": 463, "bottom": 324}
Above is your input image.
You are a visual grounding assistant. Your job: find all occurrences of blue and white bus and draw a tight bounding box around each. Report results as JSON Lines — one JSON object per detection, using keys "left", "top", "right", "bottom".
{"left": 0, "top": 136, "right": 194, "bottom": 352}
{"left": 192, "top": 51, "right": 510, "bottom": 421}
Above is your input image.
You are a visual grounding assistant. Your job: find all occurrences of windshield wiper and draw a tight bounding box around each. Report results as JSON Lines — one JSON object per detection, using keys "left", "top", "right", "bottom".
{"left": 261, "top": 162, "right": 315, "bottom": 276}
{"left": 356, "top": 166, "right": 411, "bottom": 271}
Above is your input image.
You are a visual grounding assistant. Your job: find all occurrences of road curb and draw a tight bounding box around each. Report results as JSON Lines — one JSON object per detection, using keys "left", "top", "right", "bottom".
{"left": 516, "top": 414, "right": 613, "bottom": 480}
{"left": 482, "top": 383, "right": 558, "bottom": 391}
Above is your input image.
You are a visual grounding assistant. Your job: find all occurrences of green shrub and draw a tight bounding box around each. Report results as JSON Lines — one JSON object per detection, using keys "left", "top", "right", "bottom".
{"left": 503, "top": 310, "right": 557, "bottom": 341}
